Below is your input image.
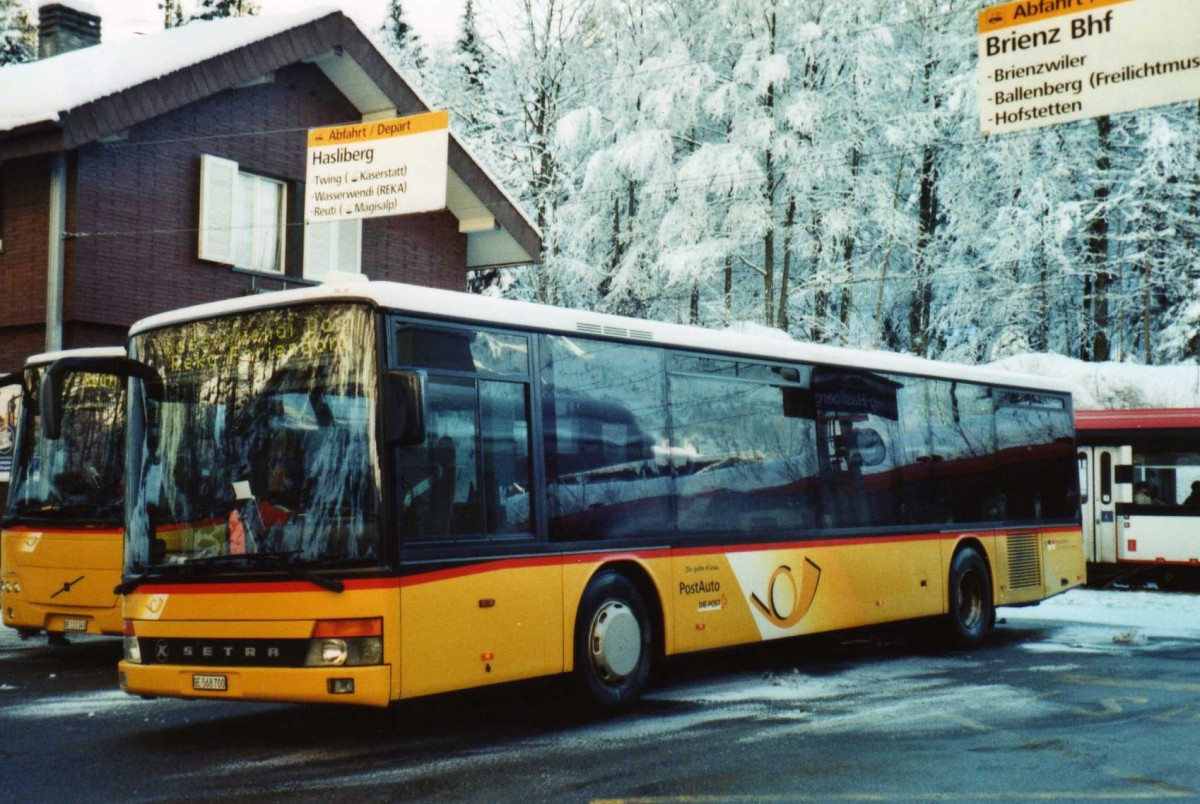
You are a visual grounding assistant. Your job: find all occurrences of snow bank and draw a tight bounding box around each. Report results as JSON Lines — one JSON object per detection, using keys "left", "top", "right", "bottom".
{"left": 989, "top": 353, "right": 1200, "bottom": 409}
{"left": 1003, "top": 587, "right": 1200, "bottom": 640}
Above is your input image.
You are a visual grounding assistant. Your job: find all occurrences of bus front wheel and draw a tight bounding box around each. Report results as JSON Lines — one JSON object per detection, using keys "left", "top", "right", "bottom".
{"left": 946, "top": 547, "right": 993, "bottom": 648}
{"left": 574, "top": 571, "right": 652, "bottom": 710}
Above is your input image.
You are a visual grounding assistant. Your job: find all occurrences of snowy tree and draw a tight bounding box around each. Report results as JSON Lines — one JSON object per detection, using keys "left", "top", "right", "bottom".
{"left": 190, "top": 0, "right": 260, "bottom": 21}
{"left": 456, "top": 0, "right": 1200, "bottom": 372}
{"left": 457, "top": 0, "right": 489, "bottom": 88}
{"left": 0, "top": 0, "right": 35, "bottom": 66}
{"left": 160, "top": 0, "right": 185, "bottom": 29}
{"left": 381, "top": 0, "right": 427, "bottom": 74}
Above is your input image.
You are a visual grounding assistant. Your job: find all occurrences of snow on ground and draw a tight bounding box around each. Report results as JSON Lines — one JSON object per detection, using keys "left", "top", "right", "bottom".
{"left": 1003, "top": 587, "right": 1200, "bottom": 638}
{"left": 1001, "top": 587, "right": 1200, "bottom": 658}
{"left": 0, "top": 587, "right": 1197, "bottom": 731}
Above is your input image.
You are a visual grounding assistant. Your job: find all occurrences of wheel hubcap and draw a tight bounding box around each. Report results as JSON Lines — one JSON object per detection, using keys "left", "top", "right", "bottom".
{"left": 958, "top": 570, "right": 983, "bottom": 629}
{"left": 589, "top": 600, "right": 641, "bottom": 683}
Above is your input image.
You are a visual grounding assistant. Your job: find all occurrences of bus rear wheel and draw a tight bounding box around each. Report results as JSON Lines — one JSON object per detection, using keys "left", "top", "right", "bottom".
{"left": 946, "top": 546, "right": 992, "bottom": 648}
{"left": 574, "top": 571, "right": 652, "bottom": 710}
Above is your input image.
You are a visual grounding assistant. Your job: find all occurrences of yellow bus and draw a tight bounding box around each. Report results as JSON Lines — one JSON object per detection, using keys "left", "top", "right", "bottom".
{"left": 56, "top": 281, "right": 1082, "bottom": 707}
{"left": 1, "top": 348, "right": 127, "bottom": 642}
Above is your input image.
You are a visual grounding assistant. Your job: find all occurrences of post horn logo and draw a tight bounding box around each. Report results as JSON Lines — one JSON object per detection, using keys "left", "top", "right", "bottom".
{"left": 749, "top": 558, "right": 822, "bottom": 628}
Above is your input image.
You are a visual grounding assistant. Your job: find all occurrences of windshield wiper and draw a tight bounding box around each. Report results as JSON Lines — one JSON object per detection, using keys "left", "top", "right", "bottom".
{"left": 5, "top": 499, "right": 121, "bottom": 523}
{"left": 116, "top": 551, "right": 346, "bottom": 594}
{"left": 115, "top": 570, "right": 173, "bottom": 595}
{"left": 176, "top": 551, "right": 345, "bottom": 593}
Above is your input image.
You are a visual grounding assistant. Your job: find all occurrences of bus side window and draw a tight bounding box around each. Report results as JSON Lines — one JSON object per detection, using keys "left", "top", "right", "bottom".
{"left": 1100, "top": 452, "right": 1112, "bottom": 505}
{"left": 1077, "top": 452, "right": 1088, "bottom": 504}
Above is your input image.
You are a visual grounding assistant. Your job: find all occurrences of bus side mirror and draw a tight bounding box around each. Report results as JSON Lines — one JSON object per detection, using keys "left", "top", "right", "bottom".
{"left": 384, "top": 370, "right": 426, "bottom": 446}
{"left": 40, "top": 356, "right": 164, "bottom": 440}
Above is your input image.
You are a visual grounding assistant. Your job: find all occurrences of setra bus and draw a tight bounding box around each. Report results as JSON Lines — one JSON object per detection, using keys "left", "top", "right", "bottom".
{"left": 47, "top": 281, "right": 1083, "bottom": 707}
{"left": 2, "top": 348, "right": 127, "bottom": 642}
{"left": 1077, "top": 408, "right": 1200, "bottom": 585}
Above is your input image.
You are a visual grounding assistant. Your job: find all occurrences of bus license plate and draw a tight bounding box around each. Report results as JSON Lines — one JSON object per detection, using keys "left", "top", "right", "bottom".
{"left": 62, "top": 618, "right": 88, "bottom": 632}
{"left": 192, "top": 674, "right": 228, "bottom": 691}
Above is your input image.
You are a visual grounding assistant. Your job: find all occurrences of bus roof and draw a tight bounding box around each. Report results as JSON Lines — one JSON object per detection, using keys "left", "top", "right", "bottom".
{"left": 25, "top": 346, "right": 125, "bottom": 367}
{"left": 1076, "top": 408, "right": 1200, "bottom": 431}
{"left": 129, "top": 280, "right": 1073, "bottom": 394}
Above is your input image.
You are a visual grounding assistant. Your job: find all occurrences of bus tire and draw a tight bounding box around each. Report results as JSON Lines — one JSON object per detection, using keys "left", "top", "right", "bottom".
{"left": 946, "top": 546, "right": 992, "bottom": 648}
{"left": 574, "top": 571, "right": 652, "bottom": 710}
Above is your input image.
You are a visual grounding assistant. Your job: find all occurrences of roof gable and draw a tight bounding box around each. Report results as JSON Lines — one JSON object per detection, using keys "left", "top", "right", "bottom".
{"left": 0, "top": 8, "right": 540, "bottom": 268}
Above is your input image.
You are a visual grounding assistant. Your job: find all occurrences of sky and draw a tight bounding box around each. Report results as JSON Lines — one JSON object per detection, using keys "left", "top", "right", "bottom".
{"left": 66, "top": 0, "right": 467, "bottom": 48}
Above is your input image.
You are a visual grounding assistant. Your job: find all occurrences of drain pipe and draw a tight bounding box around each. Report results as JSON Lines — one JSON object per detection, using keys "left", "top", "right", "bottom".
{"left": 45, "top": 152, "right": 66, "bottom": 352}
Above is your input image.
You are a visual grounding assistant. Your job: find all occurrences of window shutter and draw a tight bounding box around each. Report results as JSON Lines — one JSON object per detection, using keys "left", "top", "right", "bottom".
{"left": 303, "top": 218, "right": 362, "bottom": 282}
{"left": 303, "top": 221, "right": 332, "bottom": 280}
{"left": 335, "top": 218, "right": 362, "bottom": 273}
{"left": 198, "top": 155, "right": 238, "bottom": 264}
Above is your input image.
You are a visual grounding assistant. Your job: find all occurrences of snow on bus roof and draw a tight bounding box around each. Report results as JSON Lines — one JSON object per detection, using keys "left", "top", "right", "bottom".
{"left": 128, "top": 281, "right": 1073, "bottom": 393}
{"left": 25, "top": 347, "right": 125, "bottom": 367}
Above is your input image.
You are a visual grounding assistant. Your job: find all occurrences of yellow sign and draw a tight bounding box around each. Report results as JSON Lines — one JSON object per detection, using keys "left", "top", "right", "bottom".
{"left": 304, "top": 110, "right": 450, "bottom": 223}
{"left": 978, "top": 0, "right": 1130, "bottom": 34}
{"left": 307, "top": 110, "right": 449, "bottom": 148}
{"left": 978, "top": 0, "right": 1200, "bottom": 136}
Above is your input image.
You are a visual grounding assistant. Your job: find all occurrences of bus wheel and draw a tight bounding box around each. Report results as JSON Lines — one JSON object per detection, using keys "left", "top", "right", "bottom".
{"left": 946, "top": 547, "right": 992, "bottom": 648}
{"left": 574, "top": 572, "right": 652, "bottom": 710}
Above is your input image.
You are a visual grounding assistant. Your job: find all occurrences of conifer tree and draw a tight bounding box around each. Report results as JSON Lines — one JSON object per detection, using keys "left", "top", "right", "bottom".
{"left": 160, "top": 0, "right": 185, "bottom": 29}
{"left": 382, "top": 0, "right": 426, "bottom": 73}
{"left": 191, "top": 0, "right": 260, "bottom": 22}
{"left": 457, "top": 0, "right": 488, "bottom": 88}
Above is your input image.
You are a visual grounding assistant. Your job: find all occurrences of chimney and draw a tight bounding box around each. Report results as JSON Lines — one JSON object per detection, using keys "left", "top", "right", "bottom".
{"left": 38, "top": 3, "right": 101, "bottom": 59}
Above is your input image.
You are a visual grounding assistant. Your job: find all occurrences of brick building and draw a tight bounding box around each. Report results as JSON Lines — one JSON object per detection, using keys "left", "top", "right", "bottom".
{"left": 0, "top": 4, "right": 541, "bottom": 372}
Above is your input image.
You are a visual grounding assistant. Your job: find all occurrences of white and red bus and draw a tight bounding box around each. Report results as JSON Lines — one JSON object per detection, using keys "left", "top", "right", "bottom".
{"left": 1077, "top": 408, "right": 1200, "bottom": 585}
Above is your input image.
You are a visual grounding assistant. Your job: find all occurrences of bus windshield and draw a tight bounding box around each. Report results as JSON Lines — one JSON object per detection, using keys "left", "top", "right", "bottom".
{"left": 5, "top": 367, "right": 125, "bottom": 525}
{"left": 125, "top": 303, "right": 381, "bottom": 573}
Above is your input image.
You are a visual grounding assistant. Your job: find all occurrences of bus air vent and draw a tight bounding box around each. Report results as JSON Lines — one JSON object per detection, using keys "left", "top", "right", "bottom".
{"left": 1007, "top": 533, "right": 1041, "bottom": 589}
{"left": 628, "top": 329, "right": 653, "bottom": 341}
{"left": 576, "top": 322, "right": 604, "bottom": 336}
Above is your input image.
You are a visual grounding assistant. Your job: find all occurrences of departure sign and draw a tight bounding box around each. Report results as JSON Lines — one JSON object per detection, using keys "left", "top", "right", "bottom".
{"left": 979, "top": 0, "right": 1200, "bottom": 135}
{"left": 304, "top": 110, "right": 449, "bottom": 223}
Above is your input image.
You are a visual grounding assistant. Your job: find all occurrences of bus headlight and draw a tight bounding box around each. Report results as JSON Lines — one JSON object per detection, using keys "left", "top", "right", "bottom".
{"left": 304, "top": 619, "right": 383, "bottom": 667}
{"left": 123, "top": 621, "right": 142, "bottom": 664}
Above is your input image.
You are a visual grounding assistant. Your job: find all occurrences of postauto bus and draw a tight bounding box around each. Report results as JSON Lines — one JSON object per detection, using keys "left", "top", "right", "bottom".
{"left": 40, "top": 281, "right": 1083, "bottom": 707}
{"left": 2, "top": 348, "right": 126, "bottom": 641}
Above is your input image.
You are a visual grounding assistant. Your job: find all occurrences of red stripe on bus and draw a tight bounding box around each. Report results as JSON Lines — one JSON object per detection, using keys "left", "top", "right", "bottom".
{"left": 135, "top": 577, "right": 403, "bottom": 595}
{"left": 131, "top": 525, "right": 1079, "bottom": 595}
{"left": 3, "top": 525, "right": 122, "bottom": 534}
{"left": 1076, "top": 408, "right": 1200, "bottom": 431}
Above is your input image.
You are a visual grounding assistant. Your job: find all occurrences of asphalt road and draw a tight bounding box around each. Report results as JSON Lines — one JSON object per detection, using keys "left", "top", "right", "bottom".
{"left": 2, "top": 597, "right": 1199, "bottom": 802}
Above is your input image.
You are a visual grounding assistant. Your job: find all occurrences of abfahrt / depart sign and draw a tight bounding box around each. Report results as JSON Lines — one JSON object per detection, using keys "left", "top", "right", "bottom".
{"left": 979, "top": 0, "right": 1200, "bottom": 136}
{"left": 304, "top": 110, "right": 449, "bottom": 223}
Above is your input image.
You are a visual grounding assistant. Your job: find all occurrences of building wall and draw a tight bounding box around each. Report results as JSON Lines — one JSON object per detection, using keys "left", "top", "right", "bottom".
{"left": 0, "top": 61, "right": 467, "bottom": 370}
{"left": 0, "top": 159, "right": 51, "bottom": 371}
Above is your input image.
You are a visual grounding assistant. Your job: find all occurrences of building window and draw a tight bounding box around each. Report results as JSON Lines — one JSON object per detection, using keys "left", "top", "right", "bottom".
{"left": 198, "top": 154, "right": 286, "bottom": 274}
{"left": 233, "top": 172, "right": 284, "bottom": 273}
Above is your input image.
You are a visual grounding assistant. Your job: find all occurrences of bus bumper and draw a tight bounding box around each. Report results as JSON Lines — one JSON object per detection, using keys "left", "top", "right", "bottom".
{"left": 118, "top": 661, "right": 392, "bottom": 707}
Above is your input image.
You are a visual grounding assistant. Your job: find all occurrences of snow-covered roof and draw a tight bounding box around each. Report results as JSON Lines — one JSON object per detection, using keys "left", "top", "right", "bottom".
{"left": 0, "top": 7, "right": 339, "bottom": 132}
{"left": 0, "top": 7, "right": 540, "bottom": 267}
{"left": 129, "top": 280, "right": 1074, "bottom": 394}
